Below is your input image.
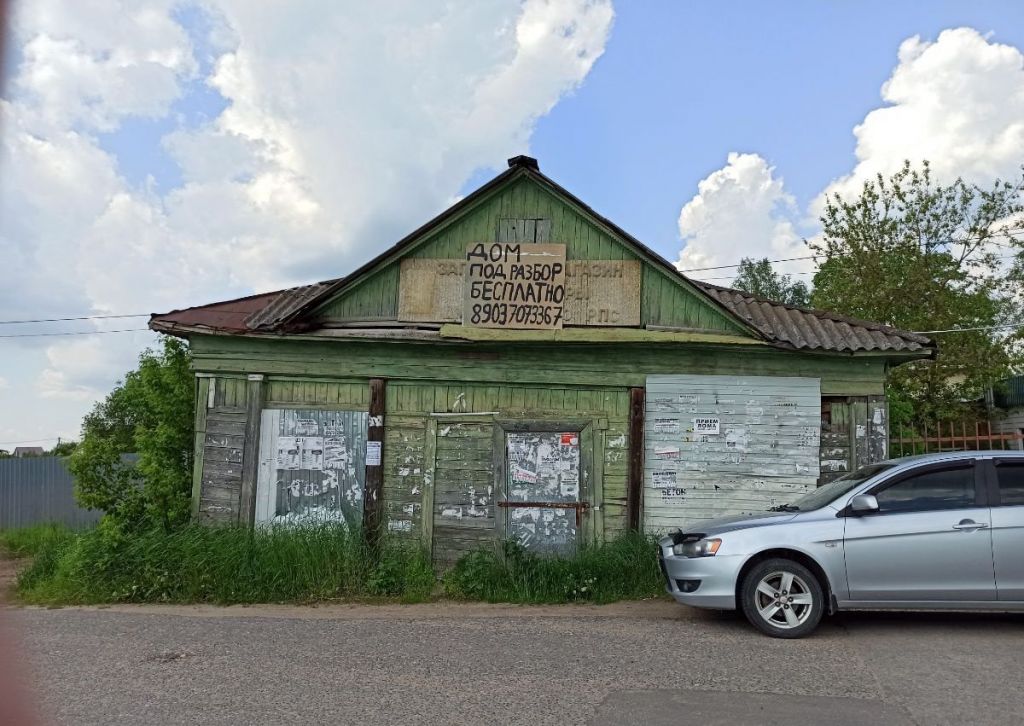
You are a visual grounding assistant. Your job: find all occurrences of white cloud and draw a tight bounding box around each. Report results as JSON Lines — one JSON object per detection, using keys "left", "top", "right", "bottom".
{"left": 818, "top": 27, "right": 1024, "bottom": 208}
{"left": 0, "top": 0, "right": 613, "bottom": 434}
{"left": 676, "top": 152, "right": 806, "bottom": 277}
{"left": 678, "top": 27, "right": 1024, "bottom": 282}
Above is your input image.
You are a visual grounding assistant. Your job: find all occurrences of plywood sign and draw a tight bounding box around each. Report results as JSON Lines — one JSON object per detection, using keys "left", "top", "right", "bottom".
{"left": 563, "top": 261, "right": 640, "bottom": 326}
{"left": 397, "top": 259, "right": 464, "bottom": 322}
{"left": 464, "top": 243, "right": 567, "bottom": 329}
{"left": 398, "top": 257, "right": 641, "bottom": 327}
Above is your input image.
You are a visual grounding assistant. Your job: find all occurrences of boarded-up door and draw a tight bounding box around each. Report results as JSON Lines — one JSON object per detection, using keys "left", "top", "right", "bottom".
{"left": 644, "top": 374, "right": 820, "bottom": 532}
{"left": 432, "top": 420, "right": 496, "bottom": 568}
{"left": 255, "top": 409, "right": 367, "bottom": 527}
{"left": 503, "top": 431, "right": 582, "bottom": 554}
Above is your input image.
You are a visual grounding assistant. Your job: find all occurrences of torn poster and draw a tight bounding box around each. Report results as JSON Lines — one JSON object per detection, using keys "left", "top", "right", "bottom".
{"left": 300, "top": 436, "right": 325, "bottom": 470}
{"left": 653, "top": 445, "right": 680, "bottom": 460}
{"left": 277, "top": 436, "right": 300, "bottom": 470}
{"left": 365, "top": 440, "right": 382, "bottom": 466}
{"left": 653, "top": 418, "right": 680, "bottom": 434}
{"left": 652, "top": 469, "right": 677, "bottom": 488}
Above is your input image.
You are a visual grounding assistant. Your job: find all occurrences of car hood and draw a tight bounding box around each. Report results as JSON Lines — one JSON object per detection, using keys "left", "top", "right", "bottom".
{"left": 659, "top": 511, "right": 798, "bottom": 545}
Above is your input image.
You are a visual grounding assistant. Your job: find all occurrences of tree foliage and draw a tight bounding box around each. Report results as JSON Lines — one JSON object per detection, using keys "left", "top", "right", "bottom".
{"left": 810, "top": 161, "right": 1024, "bottom": 423}
{"left": 731, "top": 257, "right": 810, "bottom": 306}
{"left": 69, "top": 338, "right": 194, "bottom": 531}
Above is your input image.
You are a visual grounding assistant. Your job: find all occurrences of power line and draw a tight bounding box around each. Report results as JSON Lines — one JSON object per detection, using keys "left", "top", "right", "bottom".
{"left": 0, "top": 328, "right": 150, "bottom": 339}
{"left": 0, "top": 313, "right": 148, "bottom": 325}
{"left": 0, "top": 437, "right": 61, "bottom": 446}
{"left": 913, "top": 323, "right": 1024, "bottom": 333}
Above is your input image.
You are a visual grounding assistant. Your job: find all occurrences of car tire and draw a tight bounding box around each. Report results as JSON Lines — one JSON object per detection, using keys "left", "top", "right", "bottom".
{"left": 740, "top": 558, "right": 824, "bottom": 639}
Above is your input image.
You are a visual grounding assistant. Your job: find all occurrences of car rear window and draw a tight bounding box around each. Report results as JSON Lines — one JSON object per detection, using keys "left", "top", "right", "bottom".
{"left": 996, "top": 462, "right": 1024, "bottom": 506}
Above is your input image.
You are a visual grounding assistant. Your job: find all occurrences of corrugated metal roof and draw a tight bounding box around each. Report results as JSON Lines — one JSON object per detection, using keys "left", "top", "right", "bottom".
{"left": 693, "top": 282, "right": 932, "bottom": 353}
{"left": 150, "top": 291, "right": 282, "bottom": 335}
{"left": 244, "top": 279, "right": 340, "bottom": 331}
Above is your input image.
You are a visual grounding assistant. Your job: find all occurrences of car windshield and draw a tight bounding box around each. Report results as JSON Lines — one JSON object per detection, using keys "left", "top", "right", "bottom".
{"left": 769, "top": 463, "right": 896, "bottom": 512}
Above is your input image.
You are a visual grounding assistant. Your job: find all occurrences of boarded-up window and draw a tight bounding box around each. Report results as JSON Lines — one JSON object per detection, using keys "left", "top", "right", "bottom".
{"left": 255, "top": 409, "right": 367, "bottom": 526}
{"left": 643, "top": 374, "right": 821, "bottom": 532}
{"left": 504, "top": 432, "right": 581, "bottom": 554}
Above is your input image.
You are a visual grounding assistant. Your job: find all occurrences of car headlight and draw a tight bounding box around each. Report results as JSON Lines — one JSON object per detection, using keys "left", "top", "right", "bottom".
{"left": 672, "top": 538, "right": 722, "bottom": 558}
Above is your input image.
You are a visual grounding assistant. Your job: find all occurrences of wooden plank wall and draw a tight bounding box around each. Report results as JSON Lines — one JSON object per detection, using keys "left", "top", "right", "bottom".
{"left": 432, "top": 421, "right": 495, "bottom": 568}
{"left": 193, "top": 376, "right": 371, "bottom": 524}
{"left": 310, "top": 177, "right": 746, "bottom": 335}
{"left": 191, "top": 335, "right": 888, "bottom": 397}
{"left": 819, "top": 396, "right": 889, "bottom": 484}
{"left": 384, "top": 382, "right": 630, "bottom": 555}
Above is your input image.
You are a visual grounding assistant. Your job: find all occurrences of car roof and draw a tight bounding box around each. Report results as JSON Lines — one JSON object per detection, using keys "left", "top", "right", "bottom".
{"left": 879, "top": 450, "right": 1024, "bottom": 467}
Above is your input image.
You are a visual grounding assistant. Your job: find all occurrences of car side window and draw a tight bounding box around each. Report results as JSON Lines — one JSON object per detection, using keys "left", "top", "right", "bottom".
{"left": 874, "top": 465, "right": 976, "bottom": 513}
{"left": 995, "top": 463, "right": 1024, "bottom": 506}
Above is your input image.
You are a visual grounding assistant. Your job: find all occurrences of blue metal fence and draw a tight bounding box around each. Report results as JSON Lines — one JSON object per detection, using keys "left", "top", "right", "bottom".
{"left": 0, "top": 456, "right": 101, "bottom": 529}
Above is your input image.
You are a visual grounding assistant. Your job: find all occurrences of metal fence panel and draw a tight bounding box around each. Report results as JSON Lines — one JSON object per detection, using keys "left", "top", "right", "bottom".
{"left": 0, "top": 456, "right": 101, "bottom": 529}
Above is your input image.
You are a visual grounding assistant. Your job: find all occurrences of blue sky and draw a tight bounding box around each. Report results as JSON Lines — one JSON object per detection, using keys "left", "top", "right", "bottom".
{"left": 525, "top": 0, "right": 1024, "bottom": 260}
{"left": 3, "top": 0, "right": 1024, "bottom": 447}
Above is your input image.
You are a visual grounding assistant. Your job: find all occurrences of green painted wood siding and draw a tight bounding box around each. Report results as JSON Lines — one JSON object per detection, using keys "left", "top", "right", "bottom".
{"left": 191, "top": 335, "right": 887, "bottom": 397}
{"left": 264, "top": 378, "right": 369, "bottom": 408}
{"left": 312, "top": 176, "right": 747, "bottom": 334}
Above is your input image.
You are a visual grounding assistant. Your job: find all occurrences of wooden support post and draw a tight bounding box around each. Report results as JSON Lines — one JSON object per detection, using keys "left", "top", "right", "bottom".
{"left": 238, "top": 374, "right": 266, "bottom": 526}
{"left": 421, "top": 417, "right": 437, "bottom": 556}
{"left": 626, "top": 386, "right": 645, "bottom": 532}
{"left": 191, "top": 375, "right": 212, "bottom": 521}
{"left": 363, "top": 378, "right": 387, "bottom": 545}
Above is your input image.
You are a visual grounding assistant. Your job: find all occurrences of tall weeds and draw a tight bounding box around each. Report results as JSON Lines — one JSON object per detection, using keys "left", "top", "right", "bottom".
{"left": 16, "top": 522, "right": 435, "bottom": 605}
{"left": 13, "top": 524, "right": 665, "bottom": 606}
{"left": 443, "top": 533, "right": 665, "bottom": 604}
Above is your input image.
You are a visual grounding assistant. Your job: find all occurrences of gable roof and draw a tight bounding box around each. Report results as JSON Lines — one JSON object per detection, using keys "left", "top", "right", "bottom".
{"left": 150, "top": 156, "right": 933, "bottom": 357}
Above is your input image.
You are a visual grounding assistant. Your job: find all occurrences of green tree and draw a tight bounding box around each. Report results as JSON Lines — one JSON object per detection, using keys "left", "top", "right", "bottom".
{"left": 810, "top": 160, "right": 1024, "bottom": 424}
{"left": 49, "top": 440, "right": 78, "bottom": 457}
{"left": 69, "top": 338, "right": 194, "bottom": 531}
{"left": 731, "top": 257, "right": 811, "bottom": 306}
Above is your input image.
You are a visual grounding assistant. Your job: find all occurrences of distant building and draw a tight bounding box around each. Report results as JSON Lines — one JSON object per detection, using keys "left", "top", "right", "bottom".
{"left": 12, "top": 446, "right": 45, "bottom": 458}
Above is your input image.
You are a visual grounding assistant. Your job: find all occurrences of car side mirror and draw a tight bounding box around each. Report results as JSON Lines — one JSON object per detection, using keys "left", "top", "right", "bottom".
{"left": 849, "top": 494, "right": 879, "bottom": 515}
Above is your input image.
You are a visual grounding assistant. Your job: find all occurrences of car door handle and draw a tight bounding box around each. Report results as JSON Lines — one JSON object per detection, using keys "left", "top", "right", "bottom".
{"left": 952, "top": 520, "right": 989, "bottom": 530}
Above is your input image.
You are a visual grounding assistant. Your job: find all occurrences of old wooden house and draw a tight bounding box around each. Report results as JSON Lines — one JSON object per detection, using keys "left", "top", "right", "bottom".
{"left": 151, "top": 156, "right": 933, "bottom": 564}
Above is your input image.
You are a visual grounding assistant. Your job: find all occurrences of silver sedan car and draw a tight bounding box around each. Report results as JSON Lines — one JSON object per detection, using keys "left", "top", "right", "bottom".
{"left": 658, "top": 451, "right": 1024, "bottom": 638}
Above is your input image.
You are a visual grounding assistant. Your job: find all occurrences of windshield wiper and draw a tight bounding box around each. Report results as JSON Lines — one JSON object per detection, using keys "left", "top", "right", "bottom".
{"left": 767, "top": 503, "right": 800, "bottom": 512}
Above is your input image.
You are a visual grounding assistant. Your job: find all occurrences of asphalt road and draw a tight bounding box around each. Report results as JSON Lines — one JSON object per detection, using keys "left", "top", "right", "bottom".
{"left": 5, "top": 600, "right": 1024, "bottom": 726}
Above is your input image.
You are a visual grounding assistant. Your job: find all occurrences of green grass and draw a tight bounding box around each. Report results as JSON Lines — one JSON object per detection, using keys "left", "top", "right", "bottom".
{"left": 443, "top": 533, "right": 666, "bottom": 604}
{"left": 15, "top": 522, "right": 436, "bottom": 606}
{"left": 12, "top": 522, "right": 666, "bottom": 607}
{"left": 0, "top": 523, "right": 77, "bottom": 559}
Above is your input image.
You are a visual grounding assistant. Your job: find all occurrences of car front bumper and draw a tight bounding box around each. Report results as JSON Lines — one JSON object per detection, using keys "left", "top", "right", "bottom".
{"left": 659, "top": 545, "right": 744, "bottom": 610}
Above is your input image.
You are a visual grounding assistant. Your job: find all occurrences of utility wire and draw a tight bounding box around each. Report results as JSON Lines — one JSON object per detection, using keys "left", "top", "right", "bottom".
{"left": 0, "top": 328, "right": 151, "bottom": 339}
{"left": 0, "top": 437, "right": 61, "bottom": 446}
{"left": 0, "top": 313, "right": 148, "bottom": 324}
{"left": 913, "top": 322, "right": 1024, "bottom": 334}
